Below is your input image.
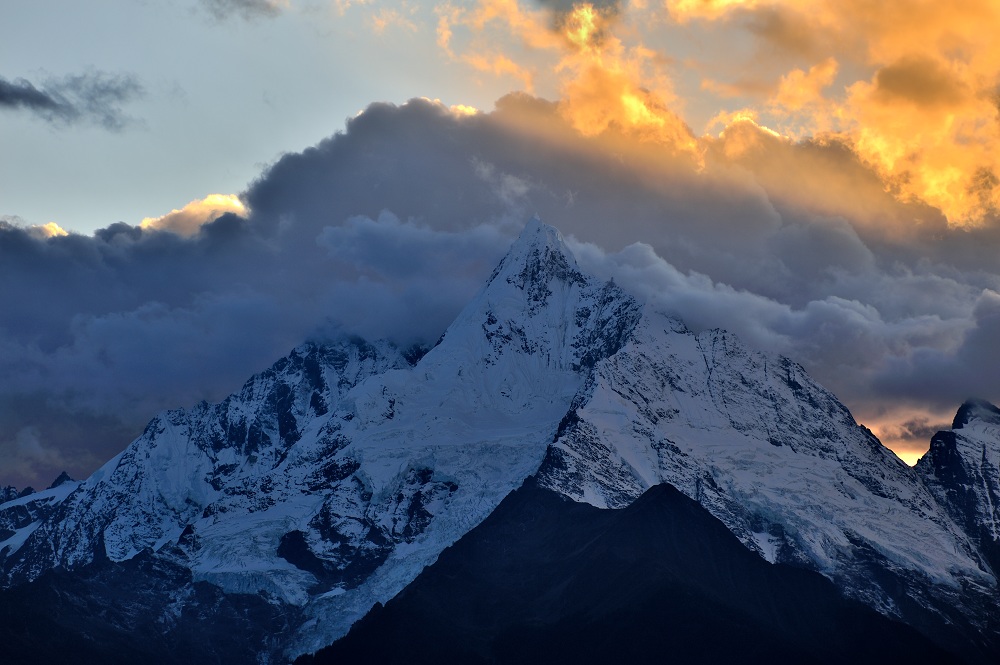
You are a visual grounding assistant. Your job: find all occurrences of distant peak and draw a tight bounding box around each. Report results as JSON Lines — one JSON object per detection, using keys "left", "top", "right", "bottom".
{"left": 48, "top": 471, "right": 75, "bottom": 490}
{"left": 510, "top": 217, "right": 573, "bottom": 260}
{"left": 487, "top": 219, "right": 587, "bottom": 300}
{"left": 952, "top": 398, "right": 1000, "bottom": 430}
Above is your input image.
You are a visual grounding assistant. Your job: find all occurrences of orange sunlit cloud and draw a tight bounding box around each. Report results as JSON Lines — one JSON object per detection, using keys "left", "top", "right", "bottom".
{"left": 442, "top": 0, "right": 699, "bottom": 156}
{"left": 770, "top": 57, "right": 837, "bottom": 117}
{"left": 140, "top": 194, "right": 246, "bottom": 236}
{"left": 29, "top": 222, "right": 71, "bottom": 239}
{"left": 670, "top": 0, "right": 1000, "bottom": 224}
{"left": 556, "top": 4, "right": 696, "bottom": 154}
{"left": 439, "top": 0, "right": 1000, "bottom": 226}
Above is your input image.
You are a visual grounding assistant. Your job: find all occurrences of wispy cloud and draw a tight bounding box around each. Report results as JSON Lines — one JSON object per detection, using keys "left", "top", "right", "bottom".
{"left": 201, "top": 0, "right": 291, "bottom": 21}
{"left": 0, "top": 71, "right": 143, "bottom": 131}
{"left": 370, "top": 6, "right": 420, "bottom": 34}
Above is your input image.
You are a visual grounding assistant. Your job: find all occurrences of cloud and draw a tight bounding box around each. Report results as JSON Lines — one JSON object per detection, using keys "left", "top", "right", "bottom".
{"left": 140, "top": 194, "right": 247, "bottom": 236}
{"left": 3, "top": 91, "right": 1000, "bottom": 487}
{"left": 860, "top": 408, "right": 953, "bottom": 466}
{"left": 436, "top": 0, "right": 1000, "bottom": 226}
{"left": 371, "top": 5, "right": 420, "bottom": 34}
{"left": 872, "top": 289, "right": 1000, "bottom": 403}
{"left": 31, "top": 223, "right": 70, "bottom": 239}
{"left": 315, "top": 212, "right": 510, "bottom": 341}
{"left": 441, "top": 0, "right": 697, "bottom": 154}
{"left": 0, "top": 77, "right": 63, "bottom": 115}
{"left": 201, "top": 0, "right": 291, "bottom": 20}
{"left": 0, "top": 72, "right": 143, "bottom": 130}
{"left": 11, "top": 0, "right": 1000, "bottom": 487}
{"left": 872, "top": 56, "right": 967, "bottom": 108}
{"left": 214, "top": 95, "right": 1000, "bottom": 427}
{"left": 740, "top": 6, "right": 824, "bottom": 57}
{"left": 769, "top": 57, "right": 837, "bottom": 119}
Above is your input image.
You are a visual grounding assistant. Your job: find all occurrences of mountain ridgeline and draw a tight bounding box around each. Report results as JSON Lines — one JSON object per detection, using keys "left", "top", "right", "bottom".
{"left": 1, "top": 219, "right": 999, "bottom": 663}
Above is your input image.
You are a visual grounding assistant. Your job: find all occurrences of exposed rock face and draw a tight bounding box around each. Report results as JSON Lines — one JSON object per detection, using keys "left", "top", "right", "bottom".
{"left": 917, "top": 399, "right": 1000, "bottom": 578}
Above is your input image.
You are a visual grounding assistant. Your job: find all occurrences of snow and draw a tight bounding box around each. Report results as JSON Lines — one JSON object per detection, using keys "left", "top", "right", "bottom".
{"left": 0, "top": 481, "right": 82, "bottom": 557}
{"left": 0, "top": 520, "right": 42, "bottom": 557}
{"left": 538, "top": 310, "right": 991, "bottom": 602}
{"left": 0, "top": 479, "right": 80, "bottom": 511}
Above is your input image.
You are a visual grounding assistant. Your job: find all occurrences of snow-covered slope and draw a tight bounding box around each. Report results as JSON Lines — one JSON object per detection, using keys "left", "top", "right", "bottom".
{"left": 1, "top": 219, "right": 998, "bottom": 661}
{"left": 537, "top": 310, "right": 997, "bottom": 634}
{"left": 0, "top": 479, "right": 81, "bottom": 566}
{"left": 286, "top": 218, "right": 642, "bottom": 653}
{"left": 0, "top": 338, "right": 413, "bottom": 595}
{"left": 0, "top": 219, "right": 644, "bottom": 659}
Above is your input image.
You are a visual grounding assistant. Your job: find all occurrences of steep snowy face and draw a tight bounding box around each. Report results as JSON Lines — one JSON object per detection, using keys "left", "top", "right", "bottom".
{"left": 443, "top": 218, "right": 640, "bottom": 374}
{"left": 0, "top": 481, "right": 81, "bottom": 568}
{"left": 0, "top": 219, "right": 644, "bottom": 659}
{"left": 0, "top": 338, "right": 411, "bottom": 588}
{"left": 917, "top": 399, "right": 1000, "bottom": 575}
{"left": 538, "top": 310, "right": 994, "bottom": 619}
{"left": 288, "top": 219, "right": 642, "bottom": 654}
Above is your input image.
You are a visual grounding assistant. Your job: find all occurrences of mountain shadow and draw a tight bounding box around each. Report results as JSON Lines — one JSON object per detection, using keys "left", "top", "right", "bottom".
{"left": 300, "top": 479, "right": 964, "bottom": 665}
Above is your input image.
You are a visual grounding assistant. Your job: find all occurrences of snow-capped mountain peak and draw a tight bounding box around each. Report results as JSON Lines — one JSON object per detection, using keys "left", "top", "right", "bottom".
{"left": 953, "top": 398, "right": 1000, "bottom": 431}
{"left": 2, "top": 219, "right": 1000, "bottom": 662}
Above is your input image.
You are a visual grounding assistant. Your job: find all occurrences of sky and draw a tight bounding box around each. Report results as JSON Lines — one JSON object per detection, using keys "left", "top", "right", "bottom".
{"left": 3, "top": 0, "right": 1000, "bottom": 488}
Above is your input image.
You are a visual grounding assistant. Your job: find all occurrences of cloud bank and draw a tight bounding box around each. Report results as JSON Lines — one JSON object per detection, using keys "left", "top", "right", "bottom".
{"left": 3, "top": 90, "right": 1000, "bottom": 488}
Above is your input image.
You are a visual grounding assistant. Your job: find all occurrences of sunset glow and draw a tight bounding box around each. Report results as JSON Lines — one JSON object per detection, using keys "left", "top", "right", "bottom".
{"left": 439, "top": 0, "right": 1000, "bottom": 225}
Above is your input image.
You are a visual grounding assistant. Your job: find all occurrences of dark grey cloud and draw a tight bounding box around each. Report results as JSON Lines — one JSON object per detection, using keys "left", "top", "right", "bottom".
{"left": 740, "top": 7, "right": 821, "bottom": 57}
{"left": 874, "top": 289, "right": 1000, "bottom": 403}
{"left": 875, "top": 56, "right": 968, "bottom": 108}
{"left": 879, "top": 416, "right": 950, "bottom": 446}
{"left": 242, "top": 94, "right": 1000, "bottom": 423}
{"left": 0, "top": 77, "right": 61, "bottom": 114}
{"left": 201, "top": 0, "right": 286, "bottom": 21}
{"left": 3, "top": 95, "right": 1000, "bottom": 488}
{"left": 0, "top": 72, "right": 143, "bottom": 130}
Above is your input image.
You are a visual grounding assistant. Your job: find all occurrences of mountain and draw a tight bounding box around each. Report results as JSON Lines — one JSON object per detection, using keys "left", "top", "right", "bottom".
{"left": 0, "top": 479, "right": 81, "bottom": 566}
{"left": 0, "top": 485, "right": 37, "bottom": 504}
{"left": 302, "top": 480, "right": 960, "bottom": 665}
{"left": 917, "top": 399, "right": 1000, "bottom": 579}
{"left": 534, "top": 309, "right": 999, "bottom": 658}
{"left": 0, "top": 219, "right": 642, "bottom": 659}
{"left": 1, "top": 219, "right": 999, "bottom": 662}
